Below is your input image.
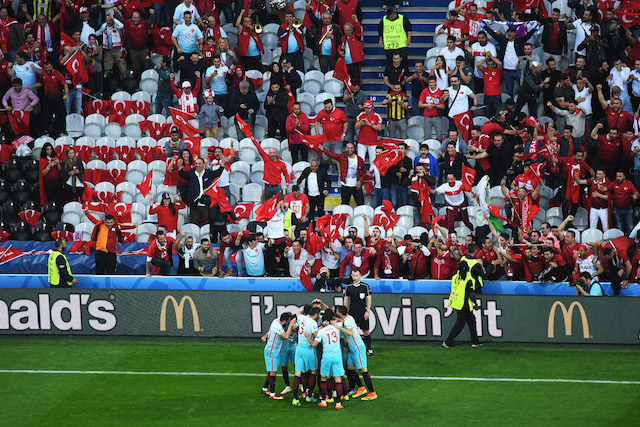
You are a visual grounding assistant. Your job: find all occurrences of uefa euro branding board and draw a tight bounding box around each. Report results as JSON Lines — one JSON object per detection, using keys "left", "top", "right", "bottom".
{"left": 0, "top": 290, "right": 637, "bottom": 344}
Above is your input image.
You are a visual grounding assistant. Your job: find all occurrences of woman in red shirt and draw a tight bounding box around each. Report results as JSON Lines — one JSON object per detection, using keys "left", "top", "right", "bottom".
{"left": 174, "top": 148, "right": 195, "bottom": 202}
{"left": 149, "top": 193, "right": 186, "bottom": 238}
{"left": 39, "top": 142, "right": 62, "bottom": 205}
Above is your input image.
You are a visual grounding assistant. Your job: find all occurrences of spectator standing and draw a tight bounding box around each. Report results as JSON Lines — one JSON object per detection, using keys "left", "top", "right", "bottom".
{"left": 567, "top": 9, "right": 599, "bottom": 58}
{"left": 539, "top": 8, "right": 568, "bottom": 66}
{"left": 84, "top": 34, "right": 103, "bottom": 95}
{"left": 320, "top": 142, "right": 365, "bottom": 205}
{"left": 91, "top": 214, "right": 123, "bottom": 275}
{"left": 284, "top": 240, "right": 315, "bottom": 278}
{"left": 540, "top": 58, "right": 564, "bottom": 118}
{"left": 285, "top": 102, "right": 311, "bottom": 163}
{"left": 264, "top": 81, "right": 289, "bottom": 139}
{"left": 172, "top": 11, "right": 203, "bottom": 63}
{"left": 607, "top": 171, "right": 639, "bottom": 236}
{"left": 218, "top": 230, "right": 245, "bottom": 277}
{"left": 0, "top": 7, "right": 23, "bottom": 62}
{"left": 173, "top": 0, "right": 201, "bottom": 25}
{"left": 154, "top": 56, "right": 173, "bottom": 115}
{"left": 171, "top": 74, "right": 202, "bottom": 116}
{"left": 278, "top": 11, "right": 305, "bottom": 72}
{"left": 61, "top": 147, "right": 85, "bottom": 202}
{"left": 516, "top": 61, "right": 546, "bottom": 117}
{"left": 432, "top": 173, "right": 474, "bottom": 231}
{"left": 354, "top": 100, "right": 383, "bottom": 164}
{"left": 9, "top": 52, "right": 41, "bottom": 93}
{"left": 383, "top": 52, "right": 410, "bottom": 92}
{"left": 387, "top": 141, "right": 412, "bottom": 208}
{"left": 440, "top": 36, "right": 464, "bottom": 74}
{"left": 229, "top": 80, "right": 260, "bottom": 139}
{"left": 251, "top": 138, "right": 290, "bottom": 201}
{"left": 418, "top": 75, "right": 445, "bottom": 141}
{"left": 149, "top": 193, "right": 186, "bottom": 238}
{"left": 437, "top": 10, "right": 468, "bottom": 49}
{"left": 124, "top": 11, "right": 154, "bottom": 78}
{"left": 315, "top": 98, "right": 348, "bottom": 166}
{"left": 176, "top": 52, "right": 207, "bottom": 88}
{"left": 314, "top": 12, "right": 341, "bottom": 73}
{"left": 198, "top": 91, "right": 222, "bottom": 139}
{"left": 146, "top": 230, "right": 175, "bottom": 276}
{"left": 35, "top": 61, "right": 67, "bottom": 137}
{"left": 466, "top": 31, "right": 496, "bottom": 94}
{"left": 476, "top": 52, "right": 503, "bottom": 119}
{"left": 629, "top": 59, "right": 640, "bottom": 114}
{"left": 178, "top": 157, "right": 222, "bottom": 224}
{"left": 334, "top": 0, "right": 362, "bottom": 29}
{"left": 590, "top": 123, "right": 621, "bottom": 179}
{"left": 339, "top": 20, "right": 364, "bottom": 84}
{"left": 296, "top": 159, "right": 332, "bottom": 222}
{"left": 97, "top": 14, "right": 126, "bottom": 74}
{"left": 58, "top": 46, "right": 83, "bottom": 114}
{"left": 443, "top": 75, "right": 477, "bottom": 130}
{"left": 378, "top": 7, "right": 412, "bottom": 67}
{"left": 601, "top": 8, "right": 625, "bottom": 65}
{"left": 165, "top": 128, "right": 188, "bottom": 158}
{"left": 176, "top": 233, "right": 199, "bottom": 276}
{"left": 235, "top": 14, "right": 264, "bottom": 72}
{"left": 382, "top": 83, "right": 408, "bottom": 139}
{"left": 430, "top": 55, "right": 450, "bottom": 91}
{"left": 284, "top": 185, "right": 310, "bottom": 230}
{"left": 204, "top": 55, "right": 229, "bottom": 110}
{"left": 343, "top": 83, "right": 367, "bottom": 145}
{"left": 406, "top": 60, "right": 429, "bottom": 117}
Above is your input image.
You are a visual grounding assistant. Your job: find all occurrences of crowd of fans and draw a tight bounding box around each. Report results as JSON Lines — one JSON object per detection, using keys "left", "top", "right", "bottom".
{"left": 1, "top": 0, "right": 639, "bottom": 296}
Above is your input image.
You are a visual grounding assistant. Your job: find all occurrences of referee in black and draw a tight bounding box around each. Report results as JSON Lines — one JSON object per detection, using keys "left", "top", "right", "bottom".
{"left": 343, "top": 268, "right": 374, "bottom": 356}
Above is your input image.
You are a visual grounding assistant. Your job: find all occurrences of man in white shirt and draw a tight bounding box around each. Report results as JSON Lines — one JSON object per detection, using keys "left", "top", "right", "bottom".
{"left": 171, "top": 11, "right": 204, "bottom": 60}
{"left": 568, "top": 10, "right": 599, "bottom": 57}
{"left": 173, "top": 0, "right": 201, "bottom": 26}
{"left": 284, "top": 240, "right": 315, "bottom": 278}
{"left": 573, "top": 76, "right": 593, "bottom": 121}
{"left": 609, "top": 58, "right": 633, "bottom": 113}
{"left": 440, "top": 36, "right": 465, "bottom": 73}
{"left": 443, "top": 75, "right": 478, "bottom": 130}
{"left": 77, "top": 7, "right": 97, "bottom": 46}
{"left": 97, "top": 14, "right": 126, "bottom": 73}
{"left": 466, "top": 30, "right": 497, "bottom": 93}
{"left": 630, "top": 59, "right": 640, "bottom": 115}
{"left": 431, "top": 173, "right": 474, "bottom": 231}
{"left": 266, "top": 200, "right": 289, "bottom": 277}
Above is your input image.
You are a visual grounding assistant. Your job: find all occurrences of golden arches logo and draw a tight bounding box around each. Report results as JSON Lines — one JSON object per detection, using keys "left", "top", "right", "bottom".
{"left": 160, "top": 295, "right": 201, "bottom": 332}
{"left": 547, "top": 301, "right": 590, "bottom": 339}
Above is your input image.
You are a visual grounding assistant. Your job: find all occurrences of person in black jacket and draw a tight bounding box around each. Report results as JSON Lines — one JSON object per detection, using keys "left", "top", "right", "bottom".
{"left": 281, "top": 58, "right": 302, "bottom": 100}
{"left": 387, "top": 142, "right": 413, "bottom": 209}
{"left": 229, "top": 81, "right": 260, "bottom": 139}
{"left": 297, "top": 159, "right": 332, "bottom": 223}
{"left": 516, "top": 61, "right": 549, "bottom": 117}
{"left": 178, "top": 158, "right": 223, "bottom": 225}
{"left": 264, "top": 81, "right": 289, "bottom": 139}
{"left": 441, "top": 141, "right": 470, "bottom": 181}
{"left": 483, "top": 25, "right": 537, "bottom": 98}
{"left": 538, "top": 8, "right": 568, "bottom": 67}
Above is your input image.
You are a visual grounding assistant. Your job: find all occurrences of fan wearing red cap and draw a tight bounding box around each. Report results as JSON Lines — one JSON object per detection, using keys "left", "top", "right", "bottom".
{"left": 354, "top": 100, "right": 383, "bottom": 164}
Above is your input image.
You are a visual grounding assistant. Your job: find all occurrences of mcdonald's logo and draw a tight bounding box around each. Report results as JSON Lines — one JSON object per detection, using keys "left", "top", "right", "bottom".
{"left": 547, "top": 301, "right": 590, "bottom": 339}
{"left": 160, "top": 295, "right": 201, "bottom": 332}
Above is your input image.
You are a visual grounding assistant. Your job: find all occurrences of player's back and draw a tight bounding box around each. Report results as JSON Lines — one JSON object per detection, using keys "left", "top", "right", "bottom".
{"left": 318, "top": 325, "right": 342, "bottom": 359}
{"left": 297, "top": 315, "right": 317, "bottom": 350}
{"left": 343, "top": 315, "right": 366, "bottom": 352}
{"left": 264, "top": 318, "right": 285, "bottom": 356}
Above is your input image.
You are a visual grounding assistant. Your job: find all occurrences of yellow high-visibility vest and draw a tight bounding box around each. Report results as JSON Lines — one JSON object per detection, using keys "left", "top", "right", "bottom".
{"left": 448, "top": 272, "right": 473, "bottom": 311}
{"left": 383, "top": 14, "right": 408, "bottom": 50}
{"left": 48, "top": 250, "right": 72, "bottom": 287}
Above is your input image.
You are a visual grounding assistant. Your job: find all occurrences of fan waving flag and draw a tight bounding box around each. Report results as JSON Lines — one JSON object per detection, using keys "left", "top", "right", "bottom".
{"left": 373, "top": 148, "right": 403, "bottom": 176}
{"left": 63, "top": 49, "right": 89, "bottom": 86}
{"left": 298, "top": 132, "right": 324, "bottom": 150}
{"left": 7, "top": 110, "right": 30, "bottom": 135}
{"left": 461, "top": 165, "right": 476, "bottom": 191}
{"left": 235, "top": 113, "right": 254, "bottom": 138}
{"left": 379, "top": 138, "right": 403, "bottom": 150}
{"left": 453, "top": 110, "right": 473, "bottom": 142}
{"left": 204, "top": 178, "right": 233, "bottom": 212}
{"left": 333, "top": 57, "right": 352, "bottom": 93}
{"left": 300, "top": 260, "right": 313, "bottom": 291}
{"left": 59, "top": 31, "right": 77, "bottom": 49}
{"left": 418, "top": 188, "right": 435, "bottom": 225}
{"left": 170, "top": 106, "right": 202, "bottom": 137}
{"left": 255, "top": 194, "right": 280, "bottom": 221}
{"left": 183, "top": 136, "right": 202, "bottom": 158}
{"left": 615, "top": 9, "right": 640, "bottom": 27}
{"left": 136, "top": 170, "right": 153, "bottom": 197}
{"left": 233, "top": 202, "right": 254, "bottom": 220}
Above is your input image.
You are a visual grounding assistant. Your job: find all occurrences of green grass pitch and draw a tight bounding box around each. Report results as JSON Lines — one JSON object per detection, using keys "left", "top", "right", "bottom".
{"left": 0, "top": 337, "right": 638, "bottom": 426}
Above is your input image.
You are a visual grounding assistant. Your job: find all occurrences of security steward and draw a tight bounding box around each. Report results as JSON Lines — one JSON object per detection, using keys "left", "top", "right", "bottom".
{"left": 443, "top": 243, "right": 484, "bottom": 348}
{"left": 91, "top": 214, "right": 123, "bottom": 275}
{"left": 48, "top": 239, "right": 78, "bottom": 288}
{"left": 378, "top": 7, "right": 412, "bottom": 67}
{"left": 343, "top": 268, "right": 374, "bottom": 356}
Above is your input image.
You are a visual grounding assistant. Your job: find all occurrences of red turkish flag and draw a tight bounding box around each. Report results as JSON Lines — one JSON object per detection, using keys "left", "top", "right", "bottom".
{"left": 204, "top": 178, "right": 233, "bottom": 212}
{"left": 0, "top": 245, "right": 26, "bottom": 264}
{"left": 121, "top": 231, "right": 137, "bottom": 243}
{"left": 373, "top": 211, "right": 399, "bottom": 231}
{"left": 333, "top": 57, "right": 352, "bottom": 93}
{"left": 7, "top": 110, "right": 30, "bottom": 135}
{"left": 300, "top": 260, "right": 313, "bottom": 291}
{"left": 136, "top": 170, "right": 153, "bottom": 197}
{"left": 51, "top": 230, "right": 74, "bottom": 241}
{"left": 140, "top": 120, "right": 171, "bottom": 141}
{"left": 150, "top": 26, "right": 174, "bottom": 56}
{"left": 19, "top": 209, "right": 41, "bottom": 227}
{"left": 0, "top": 230, "right": 9, "bottom": 242}
{"left": 453, "top": 110, "right": 473, "bottom": 142}
{"left": 512, "top": 0, "right": 538, "bottom": 10}
{"left": 115, "top": 144, "right": 136, "bottom": 164}
{"left": 598, "top": 0, "right": 616, "bottom": 21}
{"left": 430, "top": 214, "right": 446, "bottom": 233}
{"left": 255, "top": 194, "right": 280, "bottom": 221}
{"left": 461, "top": 165, "right": 476, "bottom": 192}
{"left": 130, "top": 99, "right": 150, "bottom": 116}
{"left": 59, "top": 32, "right": 77, "bottom": 49}
{"left": 299, "top": 133, "right": 325, "bottom": 150}
{"left": 233, "top": 202, "right": 255, "bottom": 220}
{"left": 63, "top": 49, "right": 89, "bottom": 86}
{"left": 379, "top": 138, "right": 403, "bottom": 150}
{"left": 235, "top": 113, "right": 254, "bottom": 138}
{"left": 373, "top": 148, "right": 403, "bottom": 176}
{"left": 107, "top": 202, "right": 133, "bottom": 223}
{"left": 488, "top": 205, "right": 518, "bottom": 229}
{"left": 109, "top": 99, "right": 130, "bottom": 126}
{"left": 615, "top": 9, "right": 640, "bottom": 28}
{"left": 169, "top": 106, "right": 202, "bottom": 137}
{"left": 84, "top": 99, "right": 111, "bottom": 117}
{"left": 183, "top": 136, "right": 201, "bottom": 158}
{"left": 418, "top": 189, "right": 434, "bottom": 225}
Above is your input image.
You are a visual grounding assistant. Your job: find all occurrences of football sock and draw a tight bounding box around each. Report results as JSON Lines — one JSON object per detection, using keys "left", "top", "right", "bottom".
{"left": 282, "top": 367, "right": 290, "bottom": 386}
{"left": 327, "top": 377, "right": 335, "bottom": 394}
{"left": 362, "top": 372, "right": 375, "bottom": 392}
{"left": 335, "top": 382, "right": 343, "bottom": 403}
{"left": 293, "top": 376, "right": 300, "bottom": 399}
{"left": 301, "top": 372, "right": 309, "bottom": 393}
{"left": 319, "top": 380, "right": 328, "bottom": 400}
{"left": 349, "top": 369, "right": 362, "bottom": 387}
{"left": 364, "top": 334, "right": 372, "bottom": 351}
{"left": 269, "top": 374, "right": 276, "bottom": 393}
{"left": 263, "top": 374, "right": 270, "bottom": 389}
{"left": 308, "top": 374, "right": 317, "bottom": 395}
{"left": 346, "top": 369, "right": 356, "bottom": 389}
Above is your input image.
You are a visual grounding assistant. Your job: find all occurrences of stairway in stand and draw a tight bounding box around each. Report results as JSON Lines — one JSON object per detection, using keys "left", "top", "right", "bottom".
{"left": 323, "top": 1, "right": 449, "bottom": 211}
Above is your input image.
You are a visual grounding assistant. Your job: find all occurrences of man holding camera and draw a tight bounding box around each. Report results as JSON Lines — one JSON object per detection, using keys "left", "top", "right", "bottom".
{"left": 574, "top": 271, "right": 605, "bottom": 296}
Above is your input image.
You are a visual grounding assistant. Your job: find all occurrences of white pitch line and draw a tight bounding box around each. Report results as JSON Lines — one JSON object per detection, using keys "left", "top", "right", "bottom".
{"left": 0, "top": 370, "right": 638, "bottom": 385}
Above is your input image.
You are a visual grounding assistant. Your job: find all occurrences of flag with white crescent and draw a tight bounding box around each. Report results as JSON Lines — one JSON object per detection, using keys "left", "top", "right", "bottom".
{"left": 373, "top": 148, "right": 403, "bottom": 176}
{"left": 63, "top": 49, "right": 89, "bottom": 86}
{"left": 615, "top": 9, "right": 640, "bottom": 27}
{"left": 453, "top": 110, "right": 473, "bottom": 142}
{"left": 170, "top": 106, "right": 202, "bottom": 137}
{"left": 233, "top": 202, "right": 254, "bottom": 220}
